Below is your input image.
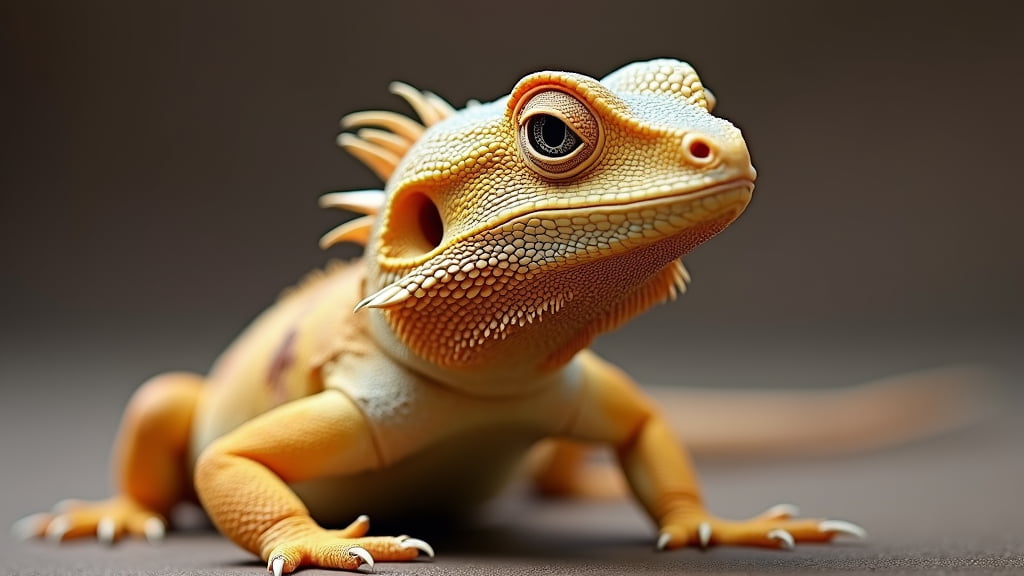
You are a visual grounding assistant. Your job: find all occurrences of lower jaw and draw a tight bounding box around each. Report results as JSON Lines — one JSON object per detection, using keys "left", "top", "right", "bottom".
{"left": 391, "top": 209, "right": 741, "bottom": 381}
{"left": 375, "top": 188, "right": 751, "bottom": 386}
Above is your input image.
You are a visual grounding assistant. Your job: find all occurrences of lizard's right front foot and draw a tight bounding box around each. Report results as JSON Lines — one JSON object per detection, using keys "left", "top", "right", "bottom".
{"left": 12, "top": 496, "right": 166, "bottom": 544}
{"left": 265, "top": 515, "right": 434, "bottom": 575}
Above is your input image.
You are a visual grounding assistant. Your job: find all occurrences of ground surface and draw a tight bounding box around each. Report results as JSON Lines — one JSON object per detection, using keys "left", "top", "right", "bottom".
{"left": 2, "top": 334, "right": 1022, "bottom": 575}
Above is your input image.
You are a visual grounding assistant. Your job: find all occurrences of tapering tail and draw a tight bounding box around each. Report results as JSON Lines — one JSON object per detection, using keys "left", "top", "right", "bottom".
{"left": 647, "top": 365, "right": 1000, "bottom": 459}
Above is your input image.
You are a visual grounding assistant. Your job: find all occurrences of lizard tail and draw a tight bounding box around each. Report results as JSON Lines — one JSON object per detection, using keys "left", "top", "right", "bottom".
{"left": 647, "top": 364, "right": 1000, "bottom": 459}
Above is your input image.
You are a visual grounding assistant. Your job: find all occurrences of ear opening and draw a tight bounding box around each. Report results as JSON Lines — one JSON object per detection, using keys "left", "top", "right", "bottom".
{"left": 381, "top": 190, "right": 445, "bottom": 259}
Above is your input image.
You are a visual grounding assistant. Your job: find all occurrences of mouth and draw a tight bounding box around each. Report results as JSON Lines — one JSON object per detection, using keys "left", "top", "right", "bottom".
{"left": 526, "top": 177, "right": 755, "bottom": 218}
{"left": 501, "top": 177, "right": 755, "bottom": 238}
{"left": 461, "top": 177, "right": 754, "bottom": 272}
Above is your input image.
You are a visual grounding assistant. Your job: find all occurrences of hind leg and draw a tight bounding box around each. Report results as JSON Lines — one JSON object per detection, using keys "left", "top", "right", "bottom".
{"left": 530, "top": 440, "right": 627, "bottom": 499}
{"left": 14, "top": 372, "right": 203, "bottom": 543}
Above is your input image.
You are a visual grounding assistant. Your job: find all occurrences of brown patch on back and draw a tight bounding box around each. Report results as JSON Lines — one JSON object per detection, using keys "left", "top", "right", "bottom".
{"left": 267, "top": 329, "right": 298, "bottom": 405}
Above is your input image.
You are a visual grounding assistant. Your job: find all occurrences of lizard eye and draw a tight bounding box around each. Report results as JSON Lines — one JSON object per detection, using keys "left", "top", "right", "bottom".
{"left": 515, "top": 89, "right": 603, "bottom": 179}
{"left": 526, "top": 115, "right": 582, "bottom": 158}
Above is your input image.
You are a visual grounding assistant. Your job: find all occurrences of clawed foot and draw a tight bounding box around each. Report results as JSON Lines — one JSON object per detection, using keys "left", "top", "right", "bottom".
{"left": 266, "top": 515, "right": 433, "bottom": 575}
{"left": 656, "top": 503, "right": 866, "bottom": 551}
{"left": 11, "top": 496, "right": 166, "bottom": 544}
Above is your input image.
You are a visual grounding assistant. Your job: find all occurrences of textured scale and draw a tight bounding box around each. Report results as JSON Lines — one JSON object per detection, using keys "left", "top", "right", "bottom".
{"left": 333, "top": 59, "right": 756, "bottom": 376}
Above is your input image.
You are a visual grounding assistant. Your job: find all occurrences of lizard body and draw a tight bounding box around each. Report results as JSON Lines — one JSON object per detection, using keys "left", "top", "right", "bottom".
{"left": 17, "top": 60, "right": 868, "bottom": 574}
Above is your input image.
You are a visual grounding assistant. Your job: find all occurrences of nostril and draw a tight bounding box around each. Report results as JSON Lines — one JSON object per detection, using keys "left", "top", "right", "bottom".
{"left": 689, "top": 140, "right": 711, "bottom": 160}
{"left": 682, "top": 133, "right": 716, "bottom": 165}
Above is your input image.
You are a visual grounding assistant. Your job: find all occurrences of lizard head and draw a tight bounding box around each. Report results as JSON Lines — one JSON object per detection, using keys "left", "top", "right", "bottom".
{"left": 324, "top": 59, "right": 755, "bottom": 389}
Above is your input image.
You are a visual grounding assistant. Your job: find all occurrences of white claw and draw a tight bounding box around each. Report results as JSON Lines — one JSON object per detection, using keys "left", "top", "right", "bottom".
{"left": 763, "top": 503, "right": 801, "bottom": 519}
{"left": 819, "top": 520, "right": 868, "bottom": 541}
{"left": 698, "top": 522, "right": 712, "bottom": 549}
{"left": 398, "top": 536, "right": 435, "bottom": 558}
{"left": 143, "top": 517, "right": 165, "bottom": 543}
{"left": 349, "top": 546, "right": 375, "bottom": 571}
{"left": 10, "top": 513, "right": 47, "bottom": 541}
{"left": 767, "top": 528, "right": 795, "bottom": 550}
{"left": 52, "top": 499, "right": 80, "bottom": 513}
{"left": 270, "top": 555, "right": 285, "bottom": 576}
{"left": 96, "top": 516, "right": 116, "bottom": 545}
{"left": 44, "top": 515, "right": 70, "bottom": 543}
{"left": 656, "top": 532, "right": 672, "bottom": 551}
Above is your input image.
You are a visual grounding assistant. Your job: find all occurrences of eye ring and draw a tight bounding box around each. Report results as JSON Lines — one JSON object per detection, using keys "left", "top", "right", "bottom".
{"left": 514, "top": 88, "right": 604, "bottom": 179}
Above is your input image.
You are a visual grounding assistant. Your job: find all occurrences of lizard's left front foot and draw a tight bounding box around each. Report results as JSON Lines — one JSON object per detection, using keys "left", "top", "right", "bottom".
{"left": 656, "top": 504, "right": 866, "bottom": 551}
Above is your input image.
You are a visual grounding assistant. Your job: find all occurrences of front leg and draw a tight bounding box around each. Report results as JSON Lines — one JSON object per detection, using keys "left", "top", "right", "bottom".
{"left": 194, "top": 390, "right": 432, "bottom": 575}
{"left": 568, "top": 351, "right": 866, "bottom": 550}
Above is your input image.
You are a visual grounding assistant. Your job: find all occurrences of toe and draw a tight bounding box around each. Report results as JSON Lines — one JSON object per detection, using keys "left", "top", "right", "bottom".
{"left": 819, "top": 519, "right": 867, "bottom": 541}
{"left": 142, "top": 517, "right": 166, "bottom": 543}
{"left": 96, "top": 516, "right": 121, "bottom": 545}
{"left": 766, "top": 528, "right": 795, "bottom": 550}
{"left": 697, "top": 522, "right": 712, "bottom": 549}
{"left": 335, "top": 515, "right": 371, "bottom": 538}
{"left": 11, "top": 513, "right": 50, "bottom": 541}
{"left": 347, "top": 546, "right": 375, "bottom": 569}
{"left": 758, "top": 503, "right": 800, "bottom": 520}
{"left": 397, "top": 536, "right": 435, "bottom": 558}
{"left": 269, "top": 555, "right": 286, "bottom": 576}
{"left": 44, "top": 515, "right": 71, "bottom": 542}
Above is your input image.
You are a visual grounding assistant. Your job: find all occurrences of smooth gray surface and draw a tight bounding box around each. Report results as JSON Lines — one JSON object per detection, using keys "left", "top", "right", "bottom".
{"left": 2, "top": 336, "right": 1023, "bottom": 575}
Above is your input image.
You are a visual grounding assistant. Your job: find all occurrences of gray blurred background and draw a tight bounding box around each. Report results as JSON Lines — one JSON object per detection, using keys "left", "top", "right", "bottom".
{"left": 3, "top": 1, "right": 1023, "bottom": 372}
{"left": 2, "top": 1, "right": 1021, "bottom": 377}
{"left": 2, "top": 1, "right": 1022, "bottom": 574}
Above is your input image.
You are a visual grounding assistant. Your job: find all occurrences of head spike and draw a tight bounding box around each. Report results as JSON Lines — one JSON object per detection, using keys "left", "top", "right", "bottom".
{"left": 337, "top": 133, "right": 401, "bottom": 181}
{"left": 671, "top": 261, "right": 691, "bottom": 295}
{"left": 356, "top": 128, "right": 412, "bottom": 157}
{"left": 389, "top": 81, "right": 443, "bottom": 127}
{"left": 423, "top": 91, "right": 456, "bottom": 120}
{"left": 319, "top": 215, "right": 375, "bottom": 249}
{"left": 319, "top": 189, "right": 386, "bottom": 215}
{"left": 341, "top": 110, "right": 425, "bottom": 143}
{"left": 354, "top": 283, "right": 413, "bottom": 312}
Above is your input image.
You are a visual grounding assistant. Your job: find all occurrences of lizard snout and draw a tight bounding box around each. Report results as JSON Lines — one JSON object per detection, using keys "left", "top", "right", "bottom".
{"left": 681, "top": 132, "right": 757, "bottom": 183}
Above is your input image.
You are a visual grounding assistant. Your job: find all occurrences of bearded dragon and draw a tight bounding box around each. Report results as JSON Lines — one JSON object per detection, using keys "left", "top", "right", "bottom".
{"left": 15, "top": 59, "right": 872, "bottom": 574}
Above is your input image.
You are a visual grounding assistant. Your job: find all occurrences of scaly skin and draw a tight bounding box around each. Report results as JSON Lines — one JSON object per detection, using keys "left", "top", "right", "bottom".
{"left": 16, "top": 60, "right": 866, "bottom": 574}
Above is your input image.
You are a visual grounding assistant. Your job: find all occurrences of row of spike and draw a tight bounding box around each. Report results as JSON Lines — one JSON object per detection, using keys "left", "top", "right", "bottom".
{"left": 319, "top": 81, "right": 459, "bottom": 250}
{"left": 337, "top": 81, "right": 456, "bottom": 182}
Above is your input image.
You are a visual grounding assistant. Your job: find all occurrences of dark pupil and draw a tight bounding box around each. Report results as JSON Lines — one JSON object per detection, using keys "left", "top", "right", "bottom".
{"left": 529, "top": 115, "right": 581, "bottom": 158}
{"left": 542, "top": 116, "right": 566, "bottom": 147}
